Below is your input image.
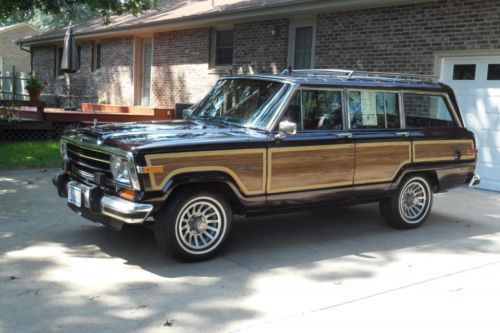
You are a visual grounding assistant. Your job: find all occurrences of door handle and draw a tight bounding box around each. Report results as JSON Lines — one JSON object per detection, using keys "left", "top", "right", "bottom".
{"left": 336, "top": 132, "right": 353, "bottom": 138}
{"left": 396, "top": 132, "right": 410, "bottom": 137}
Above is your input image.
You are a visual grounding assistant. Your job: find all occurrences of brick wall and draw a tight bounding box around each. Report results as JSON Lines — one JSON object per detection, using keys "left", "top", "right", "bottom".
{"left": 32, "top": 37, "right": 134, "bottom": 106}
{"left": 152, "top": 28, "right": 219, "bottom": 108}
{"left": 315, "top": 0, "right": 500, "bottom": 74}
{"left": 233, "top": 18, "right": 289, "bottom": 74}
{"left": 31, "top": 45, "right": 54, "bottom": 82}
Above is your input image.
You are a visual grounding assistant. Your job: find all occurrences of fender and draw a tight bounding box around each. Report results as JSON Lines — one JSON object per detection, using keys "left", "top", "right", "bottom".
{"left": 160, "top": 171, "right": 266, "bottom": 212}
{"left": 391, "top": 161, "right": 475, "bottom": 192}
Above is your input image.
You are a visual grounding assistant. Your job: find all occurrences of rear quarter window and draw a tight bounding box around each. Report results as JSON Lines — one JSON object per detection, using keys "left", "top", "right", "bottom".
{"left": 403, "top": 94, "right": 456, "bottom": 128}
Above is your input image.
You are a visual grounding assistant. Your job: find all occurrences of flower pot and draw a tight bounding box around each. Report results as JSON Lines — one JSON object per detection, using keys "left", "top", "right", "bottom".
{"left": 29, "top": 90, "right": 41, "bottom": 102}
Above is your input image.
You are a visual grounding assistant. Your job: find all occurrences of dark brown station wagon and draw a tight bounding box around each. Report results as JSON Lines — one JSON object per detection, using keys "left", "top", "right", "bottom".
{"left": 53, "top": 69, "right": 480, "bottom": 261}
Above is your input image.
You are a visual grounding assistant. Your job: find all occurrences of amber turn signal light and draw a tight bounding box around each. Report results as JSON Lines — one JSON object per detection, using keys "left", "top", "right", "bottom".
{"left": 119, "top": 189, "right": 137, "bottom": 201}
{"left": 138, "top": 166, "right": 165, "bottom": 173}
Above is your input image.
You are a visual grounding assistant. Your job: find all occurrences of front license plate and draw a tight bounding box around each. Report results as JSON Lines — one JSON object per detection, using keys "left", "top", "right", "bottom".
{"left": 68, "top": 184, "right": 82, "bottom": 207}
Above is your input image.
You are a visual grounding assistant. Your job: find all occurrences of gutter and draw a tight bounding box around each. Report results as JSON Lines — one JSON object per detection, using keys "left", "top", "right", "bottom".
{"left": 18, "top": 0, "right": 436, "bottom": 46}
{"left": 19, "top": 43, "right": 33, "bottom": 74}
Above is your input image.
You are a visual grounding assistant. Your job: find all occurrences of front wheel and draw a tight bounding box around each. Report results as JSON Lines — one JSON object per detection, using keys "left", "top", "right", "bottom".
{"left": 154, "top": 190, "right": 232, "bottom": 262}
{"left": 380, "top": 175, "right": 433, "bottom": 229}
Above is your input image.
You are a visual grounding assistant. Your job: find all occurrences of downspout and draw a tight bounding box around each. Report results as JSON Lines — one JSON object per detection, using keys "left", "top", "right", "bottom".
{"left": 19, "top": 42, "right": 33, "bottom": 74}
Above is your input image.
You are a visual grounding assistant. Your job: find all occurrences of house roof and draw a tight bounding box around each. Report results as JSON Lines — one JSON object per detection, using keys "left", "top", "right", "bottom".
{"left": 0, "top": 22, "right": 40, "bottom": 35}
{"left": 18, "top": 0, "right": 430, "bottom": 45}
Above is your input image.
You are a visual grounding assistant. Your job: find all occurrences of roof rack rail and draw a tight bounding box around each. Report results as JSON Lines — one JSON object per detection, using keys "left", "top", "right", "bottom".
{"left": 283, "top": 68, "right": 439, "bottom": 83}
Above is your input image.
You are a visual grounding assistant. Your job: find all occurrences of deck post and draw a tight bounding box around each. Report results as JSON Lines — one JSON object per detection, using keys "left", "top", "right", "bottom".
{"left": 12, "top": 66, "right": 16, "bottom": 100}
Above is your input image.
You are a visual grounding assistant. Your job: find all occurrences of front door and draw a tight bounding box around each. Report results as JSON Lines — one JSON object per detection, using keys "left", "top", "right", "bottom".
{"left": 346, "top": 89, "right": 412, "bottom": 198}
{"left": 267, "top": 88, "right": 355, "bottom": 207}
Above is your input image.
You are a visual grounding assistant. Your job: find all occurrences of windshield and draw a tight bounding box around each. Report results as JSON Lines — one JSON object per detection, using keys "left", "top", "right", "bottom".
{"left": 190, "top": 78, "right": 289, "bottom": 130}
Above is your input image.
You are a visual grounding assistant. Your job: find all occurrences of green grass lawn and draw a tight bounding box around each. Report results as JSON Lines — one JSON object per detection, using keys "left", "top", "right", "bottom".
{"left": 0, "top": 141, "right": 61, "bottom": 170}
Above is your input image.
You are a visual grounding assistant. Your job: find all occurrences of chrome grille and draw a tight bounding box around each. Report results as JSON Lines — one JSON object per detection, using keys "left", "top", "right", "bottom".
{"left": 67, "top": 143, "right": 111, "bottom": 174}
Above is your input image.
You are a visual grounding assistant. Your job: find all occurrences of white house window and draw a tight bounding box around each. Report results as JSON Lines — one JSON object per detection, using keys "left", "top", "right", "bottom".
{"left": 290, "top": 22, "right": 315, "bottom": 69}
{"left": 212, "top": 29, "right": 234, "bottom": 67}
{"left": 141, "top": 39, "right": 153, "bottom": 106}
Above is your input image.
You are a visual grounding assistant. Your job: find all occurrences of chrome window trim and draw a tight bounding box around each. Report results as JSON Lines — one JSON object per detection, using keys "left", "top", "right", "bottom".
{"left": 399, "top": 90, "right": 406, "bottom": 129}
{"left": 400, "top": 90, "right": 463, "bottom": 128}
{"left": 267, "top": 82, "right": 300, "bottom": 132}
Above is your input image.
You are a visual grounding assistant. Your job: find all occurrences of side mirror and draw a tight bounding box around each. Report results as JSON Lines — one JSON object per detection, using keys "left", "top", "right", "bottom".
{"left": 279, "top": 120, "right": 297, "bottom": 135}
{"left": 182, "top": 108, "right": 193, "bottom": 119}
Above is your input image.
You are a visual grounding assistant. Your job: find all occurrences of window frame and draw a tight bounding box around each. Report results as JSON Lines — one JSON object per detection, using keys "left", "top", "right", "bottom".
{"left": 401, "top": 90, "right": 462, "bottom": 129}
{"left": 210, "top": 28, "right": 234, "bottom": 69}
{"left": 55, "top": 46, "right": 64, "bottom": 78}
{"left": 91, "top": 41, "right": 102, "bottom": 72}
{"left": 288, "top": 20, "right": 316, "bottom": 70}
{"left": 279, "top": 86, "right": 346, "bottom": 132}
{"left": 345, "top": 88, "right": 404, "bottom": 131}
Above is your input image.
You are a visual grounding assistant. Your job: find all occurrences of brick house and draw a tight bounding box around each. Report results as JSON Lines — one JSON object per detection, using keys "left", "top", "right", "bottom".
{"left": 0, "top": 23, "right": 40, "bottom": 73}
{"left": 18, "top": 0, "right": 500, "bottom": 190}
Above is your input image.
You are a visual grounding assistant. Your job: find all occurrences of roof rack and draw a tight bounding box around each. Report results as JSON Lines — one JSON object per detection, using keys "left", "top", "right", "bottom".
{"left": 283, "top": 68, "right": 439, "bottom": 83}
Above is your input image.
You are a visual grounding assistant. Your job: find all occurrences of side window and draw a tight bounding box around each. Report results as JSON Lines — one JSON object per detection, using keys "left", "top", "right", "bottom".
{"left": 348, "top": 91, "right": 400, "bottom": 129}
{"left": 404, "top": 94, "right": 456, "bottom": 128}
{"left": 279, "top": 90, "right": 343, "bottom": 131}
{"left": 302, "top": 90, "right": 343, "bottom": 130}
{"left": 280, "top": 92, "right": 302, "bottom": 130}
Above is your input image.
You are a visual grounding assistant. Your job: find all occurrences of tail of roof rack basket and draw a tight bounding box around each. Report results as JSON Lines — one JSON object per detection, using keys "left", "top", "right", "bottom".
{"left": 285, "top": 68, "right": 439, "bottom": 83}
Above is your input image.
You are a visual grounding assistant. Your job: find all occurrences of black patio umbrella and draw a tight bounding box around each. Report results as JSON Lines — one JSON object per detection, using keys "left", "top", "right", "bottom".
{"left": 61, "top": 26, "right": 78, "bottom": 110}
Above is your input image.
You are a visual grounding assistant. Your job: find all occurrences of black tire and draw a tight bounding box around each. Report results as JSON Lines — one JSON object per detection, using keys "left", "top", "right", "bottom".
{"left": 379, "top": 175, "right": 433, "bottom": 229}
{"left": 154, "top": 189, "right": 232, "bottom": 262}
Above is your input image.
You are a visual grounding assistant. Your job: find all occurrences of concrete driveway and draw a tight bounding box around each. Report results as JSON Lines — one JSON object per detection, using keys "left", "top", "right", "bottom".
{"left": 0, "top": 169, "right": 499, "bottom": 333}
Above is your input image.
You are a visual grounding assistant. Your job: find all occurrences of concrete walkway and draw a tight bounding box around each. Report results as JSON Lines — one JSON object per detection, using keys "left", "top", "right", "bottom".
{"left": 0, "top": 169, "right": 499, "bottom": 332}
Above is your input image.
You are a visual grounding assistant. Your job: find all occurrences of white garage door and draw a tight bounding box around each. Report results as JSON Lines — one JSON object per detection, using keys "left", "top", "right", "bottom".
{"left": 440, "top": 56, "right": 500, "bottom": 191}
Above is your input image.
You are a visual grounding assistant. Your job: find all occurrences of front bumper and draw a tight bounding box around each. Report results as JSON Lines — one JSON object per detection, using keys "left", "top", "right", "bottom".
{"left": 53, "top": 173, "right": 153, "bottom": 226}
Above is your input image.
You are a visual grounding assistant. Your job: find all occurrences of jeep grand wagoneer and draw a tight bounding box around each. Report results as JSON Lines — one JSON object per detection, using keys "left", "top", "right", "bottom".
{"left": 53, "top": 69, "right": 480, "bottom": 261}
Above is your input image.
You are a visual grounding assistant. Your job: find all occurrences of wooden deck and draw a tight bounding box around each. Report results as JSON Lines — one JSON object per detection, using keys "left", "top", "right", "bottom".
{"left": 2, "top": 101, "right": 174, "bottom": 125}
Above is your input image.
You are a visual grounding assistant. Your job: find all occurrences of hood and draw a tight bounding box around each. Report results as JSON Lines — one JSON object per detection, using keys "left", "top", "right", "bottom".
{"left": 75, "top": 119, "right": 267, "bottom": 153}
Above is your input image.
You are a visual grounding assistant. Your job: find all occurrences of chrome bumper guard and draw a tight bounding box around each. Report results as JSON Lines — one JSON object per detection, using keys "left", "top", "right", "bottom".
{"left": 468, "top": 174, "right": 481, "bottom": 187}
{"left": 67, "top": 181, "right": 153, "bottom": 224}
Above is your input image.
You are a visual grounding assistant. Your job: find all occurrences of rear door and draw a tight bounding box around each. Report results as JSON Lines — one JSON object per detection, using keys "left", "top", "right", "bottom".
{"left": 402, "top": 91, "right": 476, "bottom": 173}
{"left": 267, "top": 87, "right": 355, "bottom": 207}
{"left": 346, "top": 89, "right": 412, "bottom": 198}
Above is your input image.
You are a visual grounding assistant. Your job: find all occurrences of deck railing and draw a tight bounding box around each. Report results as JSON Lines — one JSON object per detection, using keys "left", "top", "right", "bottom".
{"left": 0, "top": 66, "right": 29, "bottom": 101}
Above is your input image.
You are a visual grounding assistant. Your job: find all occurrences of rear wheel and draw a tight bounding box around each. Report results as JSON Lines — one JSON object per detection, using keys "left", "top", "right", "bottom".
{"left": 154, "top": 189, "right": 232, "bottom": 262}
{"left": 380, "top": 175, "right": 433, "bottom": 229}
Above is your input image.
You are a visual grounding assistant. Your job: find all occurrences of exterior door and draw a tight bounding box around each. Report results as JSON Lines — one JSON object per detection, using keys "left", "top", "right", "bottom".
{"left": 346, "top": 89, "right": 412, "bottom": 197}
{"left": 440, "top": 55, "right": 500, "bottom": 191}
{"left": 267, "top": 88, "right": 354, "bottom": 207}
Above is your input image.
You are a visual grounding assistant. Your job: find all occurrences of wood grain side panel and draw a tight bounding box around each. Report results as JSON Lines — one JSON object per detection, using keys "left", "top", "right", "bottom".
{"left": 145, "top": 149, "right": 266, "bottom": 195}
{"left": 268, "top": 144, "right": 354, "bottom": 193}
{"left": 413, "top": 140, "right": 476, "bottom": 163}
{"left": 354, "top": 142, "right": 411, "bottom": 185}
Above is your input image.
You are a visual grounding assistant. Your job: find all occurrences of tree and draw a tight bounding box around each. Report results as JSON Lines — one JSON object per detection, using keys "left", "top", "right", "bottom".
{"left": 0, "top": 0, "right": 158, "bottom": 28}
